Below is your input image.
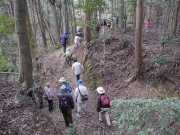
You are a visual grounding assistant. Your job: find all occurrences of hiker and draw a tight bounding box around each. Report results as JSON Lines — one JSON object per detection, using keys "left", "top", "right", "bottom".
{"left": 101, "top": 19, "right": 107, "bottom": 26}
{"left": 33, "top": 83, "right": 44, "bottom": 109}
{"left": 74, "top": 34, "right": 81, "bottom": 49}
{"left": 95, "top": 22, "right": 101, "bottom": 32}
{"left": 72, "top": 59, "right": 84, "bottom": 82}
{"left": 74, "top": 80, "right": 88, "bottom": 118}
{"left": 145, "top": 19, "right": 151, "bottom": 32}
{"left": 64, "top": 48, "right": 73, "bottom": 65}
{"left": 107, "top": 21, "right": 111, "bottom": 30}
{"left": 44, "top": 82, "right": 54, "bottom": 111}
{"left": 60, "top": 32, "right": 69, "bottom": 53}
{"left": 57, "top": 85, "right": 74, "bottom": 127}
{"left": 96, "top": 87, "right": 111, "bottom": 126}
{"left": 59, "top": 77, "right": 72, "bottom": 93}
{"left": 77, "top": 26, "right": 84, "bottom": 38}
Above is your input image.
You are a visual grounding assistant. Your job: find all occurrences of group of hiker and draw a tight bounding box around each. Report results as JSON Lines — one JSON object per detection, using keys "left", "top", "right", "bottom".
{"left": 42, "top": 77, "right": 111, "bottom": 128}
{"left": 37, "top": 28, "right": 111, "bottom": 128}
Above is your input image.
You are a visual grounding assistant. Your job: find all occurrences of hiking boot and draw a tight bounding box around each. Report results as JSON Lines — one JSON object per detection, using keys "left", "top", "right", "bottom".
{"left": 82, "top": 110, "right": 86, "bottom": 114}
{"left": 77, "top": 113, "right": 81, "bottom": 118}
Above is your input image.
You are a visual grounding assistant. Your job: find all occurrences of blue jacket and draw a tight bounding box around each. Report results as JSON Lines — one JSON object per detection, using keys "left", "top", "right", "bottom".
{"left": 60, "top": 33, "right": 68, "bottom": 44}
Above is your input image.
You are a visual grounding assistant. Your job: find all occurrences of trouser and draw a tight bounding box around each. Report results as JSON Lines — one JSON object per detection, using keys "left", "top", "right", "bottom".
{"left": 77, "top": 102, "right": 86, "bottom": 114}
{"left": 99, "top": 111, "right": 111, "bottom": 126}
{"left": 48, "top": 100, "right": 53, "bottom": 111}
{"left": 61, "top": 110, "right": 73, "bottom": 127}
{"left": 62, "top": 44, "right": 66, "bottom": 53}
{"left": 38, "top": 97, "right": 43, "bottom": 109}
{"left": 75, "top": 74, "right": 81, "bottom": 82}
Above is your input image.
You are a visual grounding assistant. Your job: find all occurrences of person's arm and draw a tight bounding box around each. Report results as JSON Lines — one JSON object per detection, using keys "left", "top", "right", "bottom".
{"left": 74, "top": 89, "right": 78, "bottom": 102}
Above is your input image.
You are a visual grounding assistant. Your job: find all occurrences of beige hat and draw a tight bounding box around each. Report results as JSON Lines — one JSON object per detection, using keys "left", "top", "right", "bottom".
{"left": 97, "top": 87, "right": 105, "bottom": 94}
{"left": 59, "top": 77, "right": 66, "bottom": 82}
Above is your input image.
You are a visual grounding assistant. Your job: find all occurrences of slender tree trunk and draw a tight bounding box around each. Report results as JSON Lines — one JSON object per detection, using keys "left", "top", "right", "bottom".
{"left": 14, "top": 0, "right": 33, "bottom": 93}
{"left": 52, "top": 3, "right": 59, "bottom": 45}
{"left": 26, "top": 1, "right": 35, "bottom": 50}
{"left": 132, "top": 0, "right": 137, "bottom": 29}
{"left": 36, "top": 0, "right": 47, "bottom": 47}
{"left": 62, "top": 0, "right": 69, "bottom": 33}
{"left": 172, "top": 1, "right": 180, "bottom": 35}
{"left": 134, "top": 0, "right": 143, "bottom": 73}
{"left": 84, "top": 0, "right": 91, "bottom": 43}
{"left": 9, "top": 0, "right": 14, "bottom": 16}
{"left": 119, "top": 0, "right": 125, "bottom": 29}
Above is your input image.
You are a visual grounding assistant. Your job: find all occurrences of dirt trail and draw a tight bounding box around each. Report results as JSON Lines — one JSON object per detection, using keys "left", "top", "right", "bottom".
{"left": 40, "top": 44, "right": 118, "bottom": 135}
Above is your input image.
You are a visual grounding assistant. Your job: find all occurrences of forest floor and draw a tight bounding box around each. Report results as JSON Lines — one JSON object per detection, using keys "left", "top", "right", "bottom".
{"left": 0, "top": 26, "right": 180, "bottom": 135}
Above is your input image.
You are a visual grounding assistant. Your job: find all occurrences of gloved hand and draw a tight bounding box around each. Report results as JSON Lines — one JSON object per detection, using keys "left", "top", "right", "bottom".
{"left": 76, "top": 99, "right": 77, "bottom": 102}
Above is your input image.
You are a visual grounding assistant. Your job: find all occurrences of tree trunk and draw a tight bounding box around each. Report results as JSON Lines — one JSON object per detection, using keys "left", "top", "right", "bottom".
{"left": 36, "top": 0, "right": 47, "bottom": 47}
{"left": 62, "top": 0, "right": 69, "bottom": 33}
{"left": 134, "top": 0, "right": 143, "bottom": 73}
{"left": 84, "top": 12, "right": 91, "bottom": 43}
{"left": 132, "top": 0, "right": 137, "bottom": 29}
{"left": 26, "top": 1, "right": 35, "bottom": 50}
{"left": 172, "top": 1, "right": 180, "bottom": 35}
{"left": 9, "top": 0, "right": 14, "bottom": 16}
{"left": 14, "top": 0, "right": 33, "bottom": 94}
{"left": 119, "top": 0, "right": 125, "bottom": 29}
{"left": 52, "top": 3, "right": 59, "bottom": 45}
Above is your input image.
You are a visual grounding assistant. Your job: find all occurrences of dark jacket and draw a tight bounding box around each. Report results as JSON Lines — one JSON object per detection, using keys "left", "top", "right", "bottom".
{"left": 100, "top": 19, "right": 107, "bottom": 26}
{"left": 96, "top": 93, "right": 110, "bottom": 112}
{"left": 57, "top": 90, "right": 74, "bottom": 111}
{"left": 60, "top": 33, "right": 68, "bottom": 45}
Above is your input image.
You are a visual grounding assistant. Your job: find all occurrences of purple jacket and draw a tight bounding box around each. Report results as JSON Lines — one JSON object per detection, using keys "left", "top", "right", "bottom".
{"left": 60, "top": 33, "right": 68, "bottom": 44}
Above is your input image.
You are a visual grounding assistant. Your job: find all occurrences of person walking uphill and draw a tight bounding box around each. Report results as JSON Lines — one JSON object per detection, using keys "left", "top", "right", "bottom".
{"left": 96, "top": 87, "right": 111, "bottom": 126}
{"left": 60, "top": 32, "right": 69, "bottom": 53}
{"left": 44, "top": 82, "right": 54, "bottom": 111}
{"left": 57, "top": 85, "right": 74, "bottom": 127}
{"left": 72, "top": 59, "right": 84, "bottom": 82}
{"left": 59, "top": 77, "right": 72, "bottom": 93}
{"left": 74, "top": 80, "right": 88, "bottom": 118}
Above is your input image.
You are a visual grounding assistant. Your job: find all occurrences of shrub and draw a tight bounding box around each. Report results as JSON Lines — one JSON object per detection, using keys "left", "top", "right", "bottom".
{"left": 111, "top": 98, "right": 180, "bottom": 135}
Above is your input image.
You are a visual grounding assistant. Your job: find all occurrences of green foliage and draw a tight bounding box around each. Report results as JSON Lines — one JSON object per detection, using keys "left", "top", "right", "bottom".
{"left": 0, "top": 13, "right": 15, "bottom": 35}
{"left": 0, "top": 61, "right": 16, "bottom": 72}
{"left": 63, "top": 123, "right": 78, "bottom": 135}
{"left": 157, "top": 35, "right": 170, "bottom": 45}
{"left": 111, "top": 98, "right": 180, "bottom": 135}
{"left": 76, "top": 0, "right": 106, "bottom": 13}
{"left": 151, "top": 55, "right": 173, "bottom": 65}
{"left": 84, "top": 60, "right": 99, "bottom": 89}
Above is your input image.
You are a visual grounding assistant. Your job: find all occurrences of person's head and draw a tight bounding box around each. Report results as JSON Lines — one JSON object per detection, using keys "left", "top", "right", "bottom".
{"left": 46, "top": 82, "right": 50, "bottom": 88}
{"left": 76, "top": 34, "right": 80, "bottom": 36}
{"left": 61, "top": 85, "right": 66, "bottom": 91}
{"left": 59, "top": 77, "right": 66, "bottom": 83}
{"left": 97, "top": 87, "right": 105, "bottom": 94}
{"left": 147, "top": 18, "right": 150, "bottom": 22}
{"left": 77, "top": 80, "right": 83, "bottom": 85}
{"left": 74, "top": 59, "right": 77, "bottom": 63}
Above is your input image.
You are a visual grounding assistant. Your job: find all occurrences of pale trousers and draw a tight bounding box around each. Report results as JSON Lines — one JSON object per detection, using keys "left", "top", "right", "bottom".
{"left": 77, "top": 102, "right": 86, "bottom": 114}
{"left": 99, "top": 111, "right": 111, "bottom": 126}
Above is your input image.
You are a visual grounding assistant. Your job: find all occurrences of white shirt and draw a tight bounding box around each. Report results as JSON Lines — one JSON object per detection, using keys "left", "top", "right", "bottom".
{"left": 72, "top": 62, "right": 84, "bottom": 75}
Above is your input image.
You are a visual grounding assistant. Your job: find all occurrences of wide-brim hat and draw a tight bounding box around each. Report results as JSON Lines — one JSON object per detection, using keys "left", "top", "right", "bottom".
{"left": 97, "top": 87, "right": 105, "bottom": 94}
{"left": 59, "top": 77, "right": 66, "bottom": 82}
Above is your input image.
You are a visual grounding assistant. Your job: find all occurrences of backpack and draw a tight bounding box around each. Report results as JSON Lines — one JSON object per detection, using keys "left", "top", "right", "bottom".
{"left": 64, "top": 83, "right": 72, "bottom": 93}
{"left": 59, "top": 93, "right": 69, "bottom": 109}
{"left": 101, "top": 94, "right": 110, "bottom": 107}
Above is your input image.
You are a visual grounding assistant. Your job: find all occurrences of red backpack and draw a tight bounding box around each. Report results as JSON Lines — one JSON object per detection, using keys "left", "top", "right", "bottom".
{"left": 100, "top": 94, "right": 110, "bottom": 107}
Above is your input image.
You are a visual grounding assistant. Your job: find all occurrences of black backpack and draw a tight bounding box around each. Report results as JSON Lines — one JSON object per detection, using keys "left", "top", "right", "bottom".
{"left": 59, "top": 93, "right": 69, "bottom": 109}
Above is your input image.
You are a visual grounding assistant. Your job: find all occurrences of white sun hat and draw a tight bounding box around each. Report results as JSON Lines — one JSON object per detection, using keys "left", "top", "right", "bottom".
{"left": 59, "top": 77, "right": 66, "bottom": 82}
{"left": 61, "top": 85, "right": 66, "bottom": 90}
{"left": 97, "top": 87, "right": 105, "bottom": 94}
